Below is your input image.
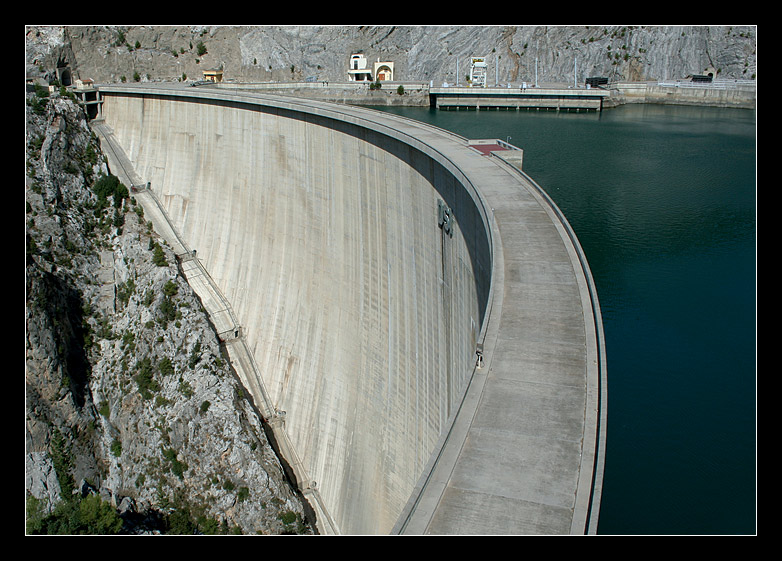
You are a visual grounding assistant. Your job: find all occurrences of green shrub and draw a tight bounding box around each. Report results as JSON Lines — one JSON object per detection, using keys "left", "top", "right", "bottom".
{"left": 152, "top": 243, "right": 167, "bottom": 266}
{"left": 163, "top": 447, "right": 187, "bottom": 479}
{"left": 92, "top": 174, "right": 129, "bottom": 209}
{"left": 50, "top": 429, "right": 75, "bottom": 498}
{"left": 178, "top": 379, "right": 194, "bottom": 398}
{"left": 278, "top": 510, "right": 297, "bottom": 525}
{"left": 110, "top": 438, "right": 122, "bottom": 457}
{"left": 158, "top": 295, "right": 177, "bottom": 323}
{"left": 163, "top": 280, "right": 178, "bottom": 297}
{"left": 188, "top": 340, "right": 202, "bottom": 369}
{"left": 158, "top": 356, "right": 174, "bottom": 376}
{"left": 27, "top": 493, "right": 123, "bottom": 535}
{"left": 135, "top": 356, "right": 160, "bottom": 399}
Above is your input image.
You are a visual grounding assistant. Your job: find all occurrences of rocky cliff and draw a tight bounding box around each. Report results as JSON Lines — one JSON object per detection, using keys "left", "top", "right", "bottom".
{"left": 25, "top": 87, "right": 313, "bottom": 534}
{"left": 26, "top": 25, "right": 756, "bottom": 87}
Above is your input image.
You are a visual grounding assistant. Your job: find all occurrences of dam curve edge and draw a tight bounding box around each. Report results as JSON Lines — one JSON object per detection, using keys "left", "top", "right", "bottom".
{"left": 94, "top": 84, "right": 606, "bottom": 535}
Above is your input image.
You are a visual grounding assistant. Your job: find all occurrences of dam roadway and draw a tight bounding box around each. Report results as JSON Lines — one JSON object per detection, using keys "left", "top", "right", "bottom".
{"left": 92, "top": 84, "right": 606, "bottom": 535}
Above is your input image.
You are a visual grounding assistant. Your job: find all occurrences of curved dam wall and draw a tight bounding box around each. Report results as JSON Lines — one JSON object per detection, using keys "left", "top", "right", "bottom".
{"left": 100, "top": 88, "right": 492, "bottom": 534}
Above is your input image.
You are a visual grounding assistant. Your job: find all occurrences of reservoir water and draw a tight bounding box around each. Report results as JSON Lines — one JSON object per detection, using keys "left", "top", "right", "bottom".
{"left": 373, "top": 103, "right": 756, "bottom": 535}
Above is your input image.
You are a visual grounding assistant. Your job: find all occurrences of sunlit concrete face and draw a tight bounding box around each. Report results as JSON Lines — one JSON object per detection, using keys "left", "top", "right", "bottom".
{"left": 102, "top": 93, "right": 491, "bottom": 534}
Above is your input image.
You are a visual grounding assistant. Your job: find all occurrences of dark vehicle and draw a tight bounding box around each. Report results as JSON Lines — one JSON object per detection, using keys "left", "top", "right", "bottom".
{"left": 585, "top": 77, "right": 609, "bottom": 88}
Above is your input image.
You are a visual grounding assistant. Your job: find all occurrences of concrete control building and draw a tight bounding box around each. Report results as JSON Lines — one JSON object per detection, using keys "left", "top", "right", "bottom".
{"left": 92, "top": 84, "right": 606, "bottom": 535}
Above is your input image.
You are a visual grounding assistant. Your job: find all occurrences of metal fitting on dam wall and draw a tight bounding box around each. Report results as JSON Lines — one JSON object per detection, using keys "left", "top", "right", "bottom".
{"left": 97, "top": 85, "right": 606, "bottom": 535}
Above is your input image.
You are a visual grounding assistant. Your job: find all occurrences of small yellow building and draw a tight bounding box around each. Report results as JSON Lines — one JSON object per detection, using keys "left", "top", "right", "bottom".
{"left": 373, "top": 61, "right": 394, "bottom": 81}
{"left": 75, "top": 78, "right": 95, "bottom": 90}
{"left": 203, "top": 69, "right": 223, "bottom": 83}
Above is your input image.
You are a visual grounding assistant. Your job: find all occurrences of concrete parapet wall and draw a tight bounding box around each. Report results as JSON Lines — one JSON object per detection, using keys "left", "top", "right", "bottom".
{"left": 100, "top": 88, "right": 491, "bottom": 534}
{"left": 609, "top": 82, "right": 756, "bottom": 109}
{"left": 211, "top": 82, "right": 432, "bottom": 107}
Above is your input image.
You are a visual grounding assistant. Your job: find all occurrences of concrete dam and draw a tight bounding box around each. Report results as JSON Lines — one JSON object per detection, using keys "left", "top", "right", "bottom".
{"left": 93, "top": 84, "right": 606, "bottom": 535}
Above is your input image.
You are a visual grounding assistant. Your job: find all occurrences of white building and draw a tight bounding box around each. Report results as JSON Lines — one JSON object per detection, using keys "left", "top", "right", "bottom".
{"left": 469, "top": 57, "right": 487, "bottom": 87}
{"left": 348, "top": 54, "right": 395, "bottom": 82}
{"left": 348, "top": 54, "right": 372, "bottom": 81}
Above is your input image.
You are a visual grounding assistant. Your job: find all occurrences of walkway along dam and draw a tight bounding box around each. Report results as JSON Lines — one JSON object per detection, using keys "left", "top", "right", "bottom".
{"left": 92, "top": 84, "right": 606, "bottom": 535}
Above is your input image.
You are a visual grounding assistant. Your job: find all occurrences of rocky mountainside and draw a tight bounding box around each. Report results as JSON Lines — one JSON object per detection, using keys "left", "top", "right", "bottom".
{"left": 25, "top": 87, "right": 313, "bottom": 534}
{"left": 26, "top": 25, "right": 756, "bottom": 87}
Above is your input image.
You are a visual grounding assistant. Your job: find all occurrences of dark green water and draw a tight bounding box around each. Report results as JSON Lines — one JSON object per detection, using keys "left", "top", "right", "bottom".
{"left": 373, "top": 103, "right": 756, "bottom": 535}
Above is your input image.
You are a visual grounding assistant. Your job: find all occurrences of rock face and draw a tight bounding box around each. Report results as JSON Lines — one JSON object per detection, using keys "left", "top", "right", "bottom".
{"left": 25, "top": 89, "right": 313, "bottom": 534}
{"left": 25, "top": 25, "right": 756, "bottom": 87}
